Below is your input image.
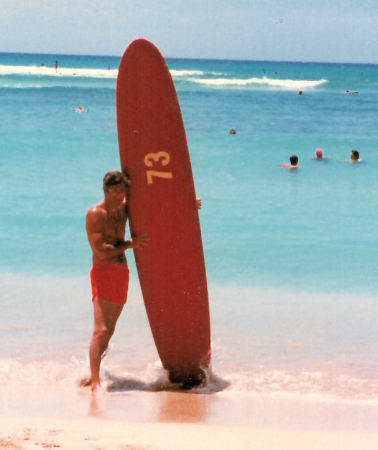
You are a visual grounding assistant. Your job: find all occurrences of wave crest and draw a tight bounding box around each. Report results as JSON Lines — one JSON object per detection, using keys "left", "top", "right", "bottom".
{"left": 0, "top": 65, "right": 204, "bottom": 79}
{"left": 170, "top": 69, "right": 204, "bottom": 77}
{"left": 0, "top": 64, "right": 118, "bottom": 79}
{"left": 191, "top": 76, "right": 328, "bottom": 89}
{"left": 0, "top": 65, "right": 327, "bottom": 91}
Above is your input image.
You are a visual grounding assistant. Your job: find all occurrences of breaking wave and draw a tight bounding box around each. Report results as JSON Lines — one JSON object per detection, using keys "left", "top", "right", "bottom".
{"left": 190, "top": 76, "right": 328, "bottom": 90}
{"left": 0, "top": 65, "right": 204, "bottom": 80}
{"left": 0, "top": 64, "right": 118, "bottom": 78}
{"left": 0, "top": 64, "right": 327, "bottom": 92}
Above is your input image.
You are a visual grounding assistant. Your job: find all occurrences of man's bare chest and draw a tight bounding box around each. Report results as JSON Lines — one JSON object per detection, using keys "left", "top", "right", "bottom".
{"left": 103, "top": 210, "right": 127, "bottom": 238}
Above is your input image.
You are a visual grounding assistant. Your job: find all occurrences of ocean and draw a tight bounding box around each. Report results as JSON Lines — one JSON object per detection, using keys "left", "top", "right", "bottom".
{"left": 1, "top": 50, "right": 378, "bottom": 410}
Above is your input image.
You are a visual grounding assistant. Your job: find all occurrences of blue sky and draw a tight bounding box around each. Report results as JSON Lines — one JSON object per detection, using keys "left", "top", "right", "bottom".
{"left": 2, "top": 0, "right": 378, "bottom": 63}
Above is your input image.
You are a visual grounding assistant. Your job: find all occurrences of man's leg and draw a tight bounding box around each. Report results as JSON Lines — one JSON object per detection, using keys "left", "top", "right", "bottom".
{"left": 89, "top": 299, "right": 124, "bottom": 391}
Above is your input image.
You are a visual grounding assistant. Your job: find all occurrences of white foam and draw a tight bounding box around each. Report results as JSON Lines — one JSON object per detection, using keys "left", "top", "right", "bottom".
{"left": 190, "top": 76, "right": 328, "bottom": 89}
{"left": 220, "top": 367, "right": 378, "bottom": 403}
{"left": 1, "top": 355, "right": 377, "bottom": 403}
{"left": 170, "top": 69, "right": 204, "bottom": 77}
{"left": 0, "top": 64, "right": 204, "bottom": 80}
{"left": 0, "top": 65, "right": 327, "bottom": 90}
{"left": 0, "top": 64, "right": 118, "bottom": 79}
{"left": 0, "top": 357, "right": 86, "bottom": 387}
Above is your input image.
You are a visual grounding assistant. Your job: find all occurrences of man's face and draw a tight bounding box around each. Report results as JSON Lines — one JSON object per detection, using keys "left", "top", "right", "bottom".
{"left": 105, "top": 183, "right": 127, "bottom": 204}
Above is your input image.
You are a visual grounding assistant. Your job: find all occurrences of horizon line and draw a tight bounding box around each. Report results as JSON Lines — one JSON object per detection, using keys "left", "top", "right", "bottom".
{"left": 0, "top": 50, "right": 377, "bottom": 66}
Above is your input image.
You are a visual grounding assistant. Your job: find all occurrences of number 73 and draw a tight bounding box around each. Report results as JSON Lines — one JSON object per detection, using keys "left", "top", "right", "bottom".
{"left": 144, "top": 151, "right": 173, "bottom": 184}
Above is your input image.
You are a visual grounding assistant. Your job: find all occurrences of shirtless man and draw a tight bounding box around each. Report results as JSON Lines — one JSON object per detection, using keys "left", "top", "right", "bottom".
{"left": 350, "top": 149, "right": 362, "bottom": 162}
{"left": 86, "top": 170, "right": 149, "bottom": 391}
{"left": 280, "top": 154, "right": 299, "bottom": 169}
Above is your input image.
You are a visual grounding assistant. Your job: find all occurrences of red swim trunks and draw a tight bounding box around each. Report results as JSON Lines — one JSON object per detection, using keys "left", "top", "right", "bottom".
{"left": 90, "top": 262, "right": 129, "bottom": 304}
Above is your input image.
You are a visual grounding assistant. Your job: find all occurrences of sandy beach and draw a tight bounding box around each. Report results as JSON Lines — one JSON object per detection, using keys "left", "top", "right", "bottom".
{"left": 2, "top": 386, "right": 378, "bottom": 449}
{"left": 2, "top": 414, "right": 378, "bottom": 450}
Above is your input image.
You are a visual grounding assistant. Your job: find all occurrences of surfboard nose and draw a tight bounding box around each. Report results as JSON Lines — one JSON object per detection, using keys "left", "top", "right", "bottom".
{"left": 122, "top": 38, "right": 161, "bottom": 61}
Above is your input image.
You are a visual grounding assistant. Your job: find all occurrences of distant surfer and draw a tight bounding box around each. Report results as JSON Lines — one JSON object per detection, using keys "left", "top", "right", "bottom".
{"left": 55, "top": 60, "right": 58, "bottom": 72}
{"left": 86, "top": 170, "right": 149, "bottom": 391}
{"left": 75, "top": 105, "right": 86, "bottom": 112}
{"left": 229, "top": 128, "right": 236, "bottom": 134}
{"left": 280, "top": 154, "right": 299, "bottom": 169}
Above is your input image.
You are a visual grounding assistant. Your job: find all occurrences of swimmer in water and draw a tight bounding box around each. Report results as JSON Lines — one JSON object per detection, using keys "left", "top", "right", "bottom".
{"left": 315, "top": 148, "right": 323, "bottom": 159}
{"left": 280, "top": 154, "right": 299, "bottom": 169}
{"left": 350, "top": 149, "right": 362, "bottom": 162}
{"left": 311, "top": 148, "right": 329, "bottom": 161}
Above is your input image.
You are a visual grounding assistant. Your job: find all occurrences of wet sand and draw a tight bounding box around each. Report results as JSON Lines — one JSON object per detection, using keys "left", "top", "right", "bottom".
{"left": 1, "top": 385, "right": 378, "bottom": 449}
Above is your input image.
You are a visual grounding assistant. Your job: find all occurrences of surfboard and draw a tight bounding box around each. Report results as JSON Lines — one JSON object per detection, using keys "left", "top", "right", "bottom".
{"left": 116, "top": 38, "right": 211, "bottom": 387}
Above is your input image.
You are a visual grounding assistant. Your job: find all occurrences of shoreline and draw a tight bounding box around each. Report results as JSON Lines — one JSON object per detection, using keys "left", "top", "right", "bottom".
{"left": 2, "top": 380, "right": 378, "bottom": 428}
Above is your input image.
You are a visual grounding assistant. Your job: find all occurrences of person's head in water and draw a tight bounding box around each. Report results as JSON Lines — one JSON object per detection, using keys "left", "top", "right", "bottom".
{"left": 350, "top": 149, "right": 360, "bottom": 161}
{"left": 103, "top": 170, "right": 130, "bottom": 192}
{"left": 290, "top": 155, "right": 298, "bottom": 166}
{"left": 315, "top": 148, "right": 323, "bottom": 159}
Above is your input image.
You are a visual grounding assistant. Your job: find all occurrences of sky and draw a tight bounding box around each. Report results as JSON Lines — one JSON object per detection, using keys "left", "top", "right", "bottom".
{"left": 1, "top": 0, "right": 378, "bottom": 63}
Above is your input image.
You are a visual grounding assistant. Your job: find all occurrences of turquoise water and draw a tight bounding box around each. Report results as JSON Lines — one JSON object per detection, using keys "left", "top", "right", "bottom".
{"left": 1, "top": 52, "right": 378, "bottom": 399}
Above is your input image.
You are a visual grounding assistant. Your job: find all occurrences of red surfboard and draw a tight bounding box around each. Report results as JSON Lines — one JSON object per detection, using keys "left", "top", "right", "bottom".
{"left": 116, "top": 39, "right": 211, "bottom": 387}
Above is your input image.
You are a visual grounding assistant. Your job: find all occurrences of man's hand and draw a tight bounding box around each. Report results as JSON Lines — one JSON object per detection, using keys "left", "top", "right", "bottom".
{"left": 128, "top": 233, "right": 150, "bottom": 249}
{"left": 196, "top": 198, "right": 202, "bottom": 210}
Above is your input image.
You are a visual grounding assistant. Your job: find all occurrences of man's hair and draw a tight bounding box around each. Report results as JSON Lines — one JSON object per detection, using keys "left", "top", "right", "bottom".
{"left": 103, "top": 170, "right": 131, "bottom": 190}
{"left": 290, "top": 154, "right": 298, "bottom": 165}
{"left": 351, "top": 149, "right": 359, "bottom": 159}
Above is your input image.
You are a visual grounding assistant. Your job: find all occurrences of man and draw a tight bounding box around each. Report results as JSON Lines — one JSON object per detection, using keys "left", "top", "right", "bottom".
{"left": 280, "top": 154, "right": 299, "bottom": 169}
{"left": 86, "top": 170, "right": 149, "bottom": 391}
{"left": 350, "top": 149, "right": 362, "bottom": 162}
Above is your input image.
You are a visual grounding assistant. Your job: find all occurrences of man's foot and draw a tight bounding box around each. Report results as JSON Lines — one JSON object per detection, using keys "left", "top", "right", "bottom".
{"left": 91, "top": 380, "right": 102, "bottom": 392}
{"left": 79, "top": 376, "right": 103, "bottom": 391}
